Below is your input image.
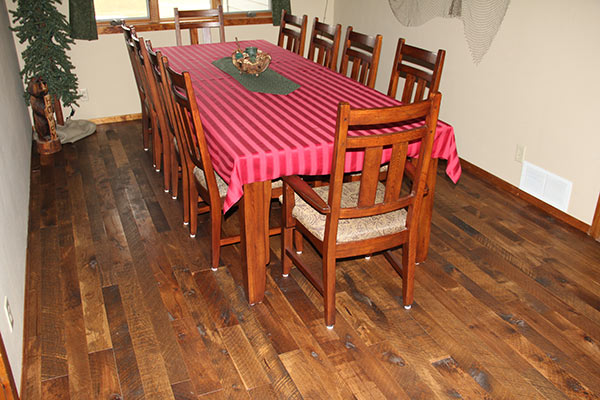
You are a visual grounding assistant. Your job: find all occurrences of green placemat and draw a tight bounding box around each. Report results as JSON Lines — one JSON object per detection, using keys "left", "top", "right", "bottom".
{"left": 212, "top": 57, "right": 300, "bottom": 95}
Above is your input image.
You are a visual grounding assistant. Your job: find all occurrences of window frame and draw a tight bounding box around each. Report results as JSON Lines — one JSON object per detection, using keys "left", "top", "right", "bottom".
{"left": 96, "top": 0, "right": 273, "bottom": 35}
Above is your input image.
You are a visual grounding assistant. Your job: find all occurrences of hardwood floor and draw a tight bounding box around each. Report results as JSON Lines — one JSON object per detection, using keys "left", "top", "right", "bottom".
{"left": 22, "top": 121, "right": 600, "bottom": 399}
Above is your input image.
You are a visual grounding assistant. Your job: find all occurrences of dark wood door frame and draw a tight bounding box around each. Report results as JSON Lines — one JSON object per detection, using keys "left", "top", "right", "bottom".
{"left": 590, "top": 193, "right": 600, "bottom": 241}
{"left": 0, "top": 331, "right": 19, "bottom": 400}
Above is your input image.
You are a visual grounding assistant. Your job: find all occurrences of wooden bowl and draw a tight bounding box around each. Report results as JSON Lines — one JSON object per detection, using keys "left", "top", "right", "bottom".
{"left": 231, "top": 48, "right": 271, "bottom": 76}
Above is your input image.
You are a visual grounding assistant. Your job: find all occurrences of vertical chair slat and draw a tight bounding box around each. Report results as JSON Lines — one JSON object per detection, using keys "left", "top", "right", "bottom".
{"left": 384, "top": 142, "right": 408, "bottom": 203}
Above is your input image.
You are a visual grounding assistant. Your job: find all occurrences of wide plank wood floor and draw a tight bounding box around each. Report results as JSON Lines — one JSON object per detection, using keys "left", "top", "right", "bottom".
{"left": 22, "top": 120, "right": 600, "bottom": 399}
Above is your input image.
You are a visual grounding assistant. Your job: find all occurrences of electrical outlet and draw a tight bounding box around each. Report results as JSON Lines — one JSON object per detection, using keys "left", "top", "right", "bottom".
{"left": 4, "top": 296, "right": 14, "bottom": 332}
{"left": 515, "top": 144, "right": 526, "bottom": 163}
{"left": 78, "top": 88, "right": 89, "bottom": 102}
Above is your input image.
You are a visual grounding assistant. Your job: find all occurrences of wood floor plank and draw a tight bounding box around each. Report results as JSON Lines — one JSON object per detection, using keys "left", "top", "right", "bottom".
{"left": 22, "top": 152, "right": 43, "bottom": 399}
{"left": 170, "top": 318, "right": 222, "bottom": 395}
{"left": 115, "top": 276, "right": 176, "bottom": 399}
{"left": 41, "top": 375, "right": 70, "bottom": 400}
{"left": 278, "top": 349, "right": 338, "bottom": 399}
{"left": 68, "top": 159, "right": 113, "bottom": 353}
{"left": 40, "top": 226, "right": 68, "bottom": 380}
{"left": 194, "top": 270, "right": 240, "bottom": 329}
{"left": 88, "top": 349, "right": 122, "bottom": 400}
{"left": 219, "top": 325, "right": 270, "bottom": 390}
{"left": 247, "top": 384, "right": 279, "bottom": 399}
{"left": 103, "top": 285, "right": 145, "bottom": 400}
{"left": 172, "top": 267, "right": 219, "bottom": 332}
{"left": 58, "top": 222, "right": 94, "bottom": 400}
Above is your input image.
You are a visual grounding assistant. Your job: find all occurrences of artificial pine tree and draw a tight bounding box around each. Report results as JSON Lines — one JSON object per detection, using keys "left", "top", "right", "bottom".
{"left": 10, "top": 0, "right": 80, "bottom": 108}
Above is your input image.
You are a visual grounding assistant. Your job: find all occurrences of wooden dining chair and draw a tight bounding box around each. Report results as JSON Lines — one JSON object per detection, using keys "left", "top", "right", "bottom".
{"left": 121, "top": 24, "right": 151, "bottom": 153}
{"left": 277, "top": 10, "right": 308, "bottom": 56}
{"left": 164, "top": 62, "right": 233, "bottom": 269}
{"left": 174, "top": 5, "right": 225, "bottom": 46}
{"left": 146, "top": 43, "right": 182, "bottom": 206}
{"left": 306, "top": 17, "right": 342, "bottom": 71}
{"left": 388, "top": 38, "right": 446, "bottom": 104}
{"left": 339, "top": 27, "right": 382, "bottom": 89}
{"left": 131, "top": 34, "right": 168, "bottom": 179}
{"left": 281, "top": 93, "right": 442, "bottom": 328}
{"left": 163, "top": 60, "right": 282, "bottom": 269}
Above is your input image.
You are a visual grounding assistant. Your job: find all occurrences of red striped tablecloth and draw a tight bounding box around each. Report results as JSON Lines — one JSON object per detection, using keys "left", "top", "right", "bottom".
{"left": 159, "top": 40, "right": 461, "bottom": 212}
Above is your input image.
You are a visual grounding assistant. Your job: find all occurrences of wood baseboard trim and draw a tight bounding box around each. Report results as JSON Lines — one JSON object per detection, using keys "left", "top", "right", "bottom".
{"left": 459, "top": 158, "right": 591, "bottom": 235}
{"left": 89, "top": 113, "right": 142, "bottom": 125}
{"left": 1, "top": 331, "right": 19, "bottom": 400}
{"left": 590, "top": 193, "right": 600, "bottom": 240}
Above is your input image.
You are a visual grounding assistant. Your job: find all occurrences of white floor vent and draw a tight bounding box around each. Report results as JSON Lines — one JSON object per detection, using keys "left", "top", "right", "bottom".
{"left": 519, "top": 161, "right": 572, "bottom": 212}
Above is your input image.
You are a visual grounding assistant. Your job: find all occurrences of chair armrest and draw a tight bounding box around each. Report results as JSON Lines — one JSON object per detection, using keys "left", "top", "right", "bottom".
{"left": 283, "top": 175, "right": 331, "bottom": 214}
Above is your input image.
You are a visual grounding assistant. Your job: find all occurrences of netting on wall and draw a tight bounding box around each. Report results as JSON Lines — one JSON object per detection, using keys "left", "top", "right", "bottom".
{"left": 389, "top": 0, "right": 510, "bottom": 64}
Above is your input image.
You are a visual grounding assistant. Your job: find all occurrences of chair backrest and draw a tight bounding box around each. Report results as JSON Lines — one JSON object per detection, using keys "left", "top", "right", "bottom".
{"left": 163, "top": 60, "right": 221, "bottom": 207}
{"left": 339, "top": 27, "right": 382, "bottom": 89}
{"left": 131, "top": 34, "right": 157, "bottom": 111}
{"left": 277, "top": 10, "right": 308, "bottom": 56}
{"left": 146, "top": 44, "right": 178, "bottom": 140}
{"left": 307, "top": 17, "right": 342, "bottom": 71}
{"left": 133, "top": 36, "right": 165, "bottom": 119}
{"left": 387, "top": 38, "right": 446, "bottom": 104}
{"left": 326, "top": 93, "right": 442, "bottom": 244}
{"left": 121, "top": 24, "right": 146, "bottom": 100}
{"left": 174, "top": 5, "right": 225, "bottom": 46}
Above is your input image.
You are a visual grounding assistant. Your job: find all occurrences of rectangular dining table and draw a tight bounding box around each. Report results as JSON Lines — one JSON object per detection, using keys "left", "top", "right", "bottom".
{"left": 159, "top": 40, "right": 461, "bottom": 304}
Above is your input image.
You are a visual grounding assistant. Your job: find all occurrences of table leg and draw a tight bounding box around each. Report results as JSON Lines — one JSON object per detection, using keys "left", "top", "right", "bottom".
{"left": 416, "top": 158, "right": 438, "bottom": 264}
{"left": 240, "top": 181, "right": 269, "bottom": 304}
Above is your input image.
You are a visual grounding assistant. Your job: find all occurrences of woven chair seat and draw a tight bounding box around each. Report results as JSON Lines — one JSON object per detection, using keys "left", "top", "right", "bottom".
{"left": 291, "top": 180, "right": 407, "bottom": 243}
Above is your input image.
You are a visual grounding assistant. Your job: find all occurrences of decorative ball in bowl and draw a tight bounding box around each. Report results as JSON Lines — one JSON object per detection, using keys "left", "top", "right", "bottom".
{"left": 231, "top": 46, "right": 271, "bottom": 76}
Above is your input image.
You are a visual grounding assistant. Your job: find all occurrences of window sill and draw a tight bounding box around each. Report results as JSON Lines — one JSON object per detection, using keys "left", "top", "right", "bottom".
{"left": 97, "top": 11, "right": 273, "bottom": 35}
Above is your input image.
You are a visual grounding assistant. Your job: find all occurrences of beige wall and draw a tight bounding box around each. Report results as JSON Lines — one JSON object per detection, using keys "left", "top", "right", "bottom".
{"left": 36, "top": 0, "right": 333, "bottom": 120}
{"left": 8, "top": 0, "right": 333, "bottom": 119}
{"left": 335, "top": 0, "right": 600, "bottom": 224}
{"left": 0, "top": 0, "right": 33, "bottom": 389}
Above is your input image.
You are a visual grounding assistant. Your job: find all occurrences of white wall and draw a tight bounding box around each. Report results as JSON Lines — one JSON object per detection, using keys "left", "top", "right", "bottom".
{"left": 0, "top": 0, "right": 33, "bottom": 389}
{"left": 335, "top": 0, "right": 600, "bottom": 224}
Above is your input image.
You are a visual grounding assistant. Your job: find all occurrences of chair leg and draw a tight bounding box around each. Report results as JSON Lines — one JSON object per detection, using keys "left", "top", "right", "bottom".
{"left": 170, "top": 146, "right": 179, "bottom": 200}
{"left": 210, "top": 206, "right": 222, "bottom": 271}
{"left": 282, "top": 226, "right": 293, "bottom": 277}
{"left": 181, "top": 164, "right": 190, "bottom": 226}
{"left": 141, "top": 105, "right": 151, "bottom": 151}
{"left": 402, "top": 243, "right": 416, "bottom": 309}
{"left": 151, "top": 113, "right": 162, "bottom": 172}
{"left": 323, "top": 252, "right": 336, "bottom": 328}
{"left": 162, "top": 129, "right": 171, "bottom": 193}
{"left": 189, "top": 183, "right": 198, "bottom": 238}
{"left": 294, "top": 230, "right": 303, "bottom": 254}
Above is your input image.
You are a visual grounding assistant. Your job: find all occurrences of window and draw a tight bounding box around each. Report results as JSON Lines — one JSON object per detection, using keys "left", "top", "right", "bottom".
{"left": 95, "top": 0, "right": 270, "bottom": 22}
{"left": 222, "top": 0, "right": 270, "bottom": 13}
{"left": 95, "top": 0, "right": 149, "bottom": 20}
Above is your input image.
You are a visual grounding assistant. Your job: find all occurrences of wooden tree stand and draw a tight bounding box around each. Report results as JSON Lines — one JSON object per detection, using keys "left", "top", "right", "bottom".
{"left": 28, "top": 78, "right": 62, "bottom": 155}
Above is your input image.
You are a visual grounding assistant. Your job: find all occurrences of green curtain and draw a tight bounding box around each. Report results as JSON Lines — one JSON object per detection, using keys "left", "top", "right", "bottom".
{"left": 272, "top": 0, "right": 291, "bottom": 26}
{"left": 69, "top": 0, "right": 98, "bottom": 40}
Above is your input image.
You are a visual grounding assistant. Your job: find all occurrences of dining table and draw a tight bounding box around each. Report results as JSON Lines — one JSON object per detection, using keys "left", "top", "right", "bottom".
{"left": 159, "top": 39, "right": 461, "bottom": 305}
